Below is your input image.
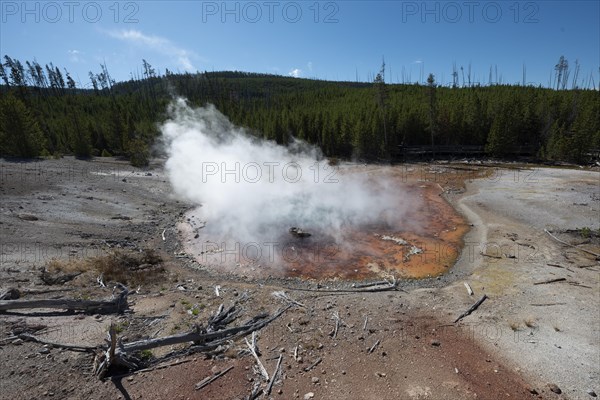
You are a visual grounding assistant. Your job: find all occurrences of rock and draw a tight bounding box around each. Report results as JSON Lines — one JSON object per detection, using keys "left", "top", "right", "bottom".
{"left": 311, "top": 377, "right": 319, "bottom": 384}
{"left": 12, "top": 339, "right": 23, "bottom": 345}
{"left": 430, "top": 340, "right": 441, "bottom": 347}
{"left": 39, "top": 347, "right": 50, "bottom": 354}
{"left": 304, "top": 393, "right": 315, "bottom": 400}
{"left": 527, "top": 387, "right": 538, "bottom": 395}
{"left": 587, "top": 390, "right": 597, "bottom": 397}
{"left": 547, "top": 383, "right": 562, "bottom": 394}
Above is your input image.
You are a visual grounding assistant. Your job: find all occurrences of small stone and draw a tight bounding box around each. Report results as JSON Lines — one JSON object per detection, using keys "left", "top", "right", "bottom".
{"left": 341, "top": 370, "right": 346, "bottom": 375}
{"left": 587, "top": 390, "right": 597, "bottom": 397}
{"left": 311, "top": 377, "right": 319, "bottom": 384}
{"left": 304, "top": 393, "right": 315, "bottom": 400}
{"left": 547, "top": 383, "right": 561, "bottom": 394}
{"left": 126, "top": 376, "right": 134, "bottom": 382}
{"left": 39, "top": 347, "right": 50, "bottom": 354}
{"left": 277, "top": 389, "right": 283, "bottom": 394}
{"left": 430, "top": 340, "right": 441, "bottom": 347}
{"left": 375, "top": 372, "right": 386, "bottom": 378}
{"left": 527, "top": 387, "right": 538, "bottom": 395}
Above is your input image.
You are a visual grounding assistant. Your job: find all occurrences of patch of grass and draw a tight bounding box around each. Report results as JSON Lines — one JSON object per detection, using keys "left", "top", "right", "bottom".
{"left": 580, "top": 227, "right": 592, "bottom": 238}
{"left": 113, "top": 320, "right": 129, "bottom": 334}
{"left": 139, "top": 350, "right": 153, "bottom": 360}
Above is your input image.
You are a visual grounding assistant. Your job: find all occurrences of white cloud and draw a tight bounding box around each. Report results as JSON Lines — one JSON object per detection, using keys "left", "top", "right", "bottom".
{"left": 288, "top": 68, "right": 302, "bottom": 78}
{"left": 107, "top": 29, "right": 197, "bottom": 72}
{"left": 412, "top": 59, "right": 423, "bottom": 64}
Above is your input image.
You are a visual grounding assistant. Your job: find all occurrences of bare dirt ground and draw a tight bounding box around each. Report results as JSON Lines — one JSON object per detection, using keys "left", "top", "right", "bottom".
{"left": 0, "top": 157, "right": 598, "bottom": 400}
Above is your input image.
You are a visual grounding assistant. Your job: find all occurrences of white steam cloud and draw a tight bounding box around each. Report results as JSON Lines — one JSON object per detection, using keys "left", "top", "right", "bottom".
{"left": 161, "top": 99, "right": 411, "bottom": 263}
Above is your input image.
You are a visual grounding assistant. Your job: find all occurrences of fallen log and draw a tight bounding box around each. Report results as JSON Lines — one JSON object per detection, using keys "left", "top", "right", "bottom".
{"left": 0, "top": 286, "right": 129, "bottom": 314}
{"left": 454, "top": 294, "right": 488, "bottom": 323}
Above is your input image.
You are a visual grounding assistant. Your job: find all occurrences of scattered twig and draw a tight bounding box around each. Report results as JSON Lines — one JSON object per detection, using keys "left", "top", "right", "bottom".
{"left": 368, "top": 339, "right": 380, "bottom": 354}
{"left": 195, "top": 365, "right": 234, "bottom": 391}
{"left": 329, "top": 311, "right": 340, "bottom": 338}
{"left": 530, "top": 303, "right": 567, "bottom": 306}
{"left": 533, "top": 278, "right": 566, "bottom": 285}
{"left": 272, "top": 291, "right": 306, "bottom": 308}
{"left": 363, "top": 316, "right": 368, "bottom": 331}
{"left": 463, "top": 282, "right": 473, "bottom": 296}
{"left": 303, "top": 357, "right": 322, "bottom": 372}
{"left": 161, "top": 229, "right": 166, "bottom": 241}
{"left": 568, "top": 282, "right": 592, "bottom": 289}
{"left": 215, "top": 285, "right": 221, "bottom": 297}
{"left": 454, "top": 294, "right": 488, "bottom": 323}
{"left": 293, "top": 345, "right": 299, "bottom": 361}
{"left": 265, "top": 355, "right": 283, "bottom": 396}
{"left": 544, "top": 229, "right": 600, "bottom": 257}
{"left": 97, "top": 274, "right": 106, "bottom": 288}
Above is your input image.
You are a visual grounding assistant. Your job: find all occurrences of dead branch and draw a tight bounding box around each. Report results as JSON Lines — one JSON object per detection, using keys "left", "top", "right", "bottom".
{"left": 265, "top": 354, "right": 283, "bottom": 396}
{"left": 352, "top": 280, "right": 392, "bottom": 289}
{"left": 246, "top": 382, "right": 263, "bottom": 400}
{"left": 0, "top": 288, "right": 20, "bottom": 300}
{"left": 533, "top": 278, "right": 566, "bottom": 285}
{"left": 0, "top": 286, "right": 129, "bottom": 314}
{"left": 272, "top": 291, "right": 306, "bottom": 308}
{"left": 246, "top": 333, "right": 269, "bottom": 381}
{"left": 530, "top": 303, "right": 567, "bottom": 306}
{"left": 195, "top": 365, "right": 234, "bottom": 391}
{"left": 463, "top": 282, "right": 473, "bottom": 296}
{"left": 123, "top": 305, "right": 290, "bottom": 353}
{"left": 287, "top": 279, "right": 401, "bottom": 294}
{"left": 17, "top": 333, "right": 98, "bottom": 352}
{"left": 368, "top": 339, "right": 380, "bottom": 354}
{"left": 454, "top": 294, "right": 488, "bottom": 323}
{"left": 544, "top": 229, "right": 600, "bottom": 258}
{"left": 363, "top": 316, "right": 368, "bottom": 331}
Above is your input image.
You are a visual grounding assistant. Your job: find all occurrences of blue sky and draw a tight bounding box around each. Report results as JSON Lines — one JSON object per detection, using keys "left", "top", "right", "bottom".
{"left": 1, "top": 1, "right": 599, "bottom": 88}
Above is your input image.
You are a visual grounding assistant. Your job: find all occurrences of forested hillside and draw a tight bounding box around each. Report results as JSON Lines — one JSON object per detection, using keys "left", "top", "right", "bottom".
{"left": 1, "top": 57, "right": 598, "bottom": 165}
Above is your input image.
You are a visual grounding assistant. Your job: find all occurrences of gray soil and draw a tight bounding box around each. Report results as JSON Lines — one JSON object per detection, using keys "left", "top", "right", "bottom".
{"left": 0, "top": 157, "right": 598, "bottom": 400}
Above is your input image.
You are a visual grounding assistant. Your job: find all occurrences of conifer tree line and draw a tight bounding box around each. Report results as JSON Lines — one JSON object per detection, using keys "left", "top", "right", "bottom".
{"left": 0, "top": 55, "right": 598, "bottom": 165}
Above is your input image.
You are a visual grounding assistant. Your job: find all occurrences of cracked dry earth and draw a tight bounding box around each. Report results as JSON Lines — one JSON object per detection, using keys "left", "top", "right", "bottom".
{"left": 0, "top": 157, "right": 598, "bottom": 400}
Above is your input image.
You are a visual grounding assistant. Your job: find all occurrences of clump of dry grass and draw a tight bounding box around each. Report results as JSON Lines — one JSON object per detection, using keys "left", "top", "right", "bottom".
{"left": 524, "top": 318, "right": 537, "bottom": 328}
{"left": 43, "top": 248, "right": 164, "bottom": 286}
{"left": 508, "top": 321, "right": 521, "bottom": 331}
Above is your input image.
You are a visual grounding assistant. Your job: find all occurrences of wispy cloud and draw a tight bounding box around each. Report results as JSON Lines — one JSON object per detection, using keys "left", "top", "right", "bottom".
{"left": 68, "top": 49, "right": 83, "bottom": 63}
{"left": 412, "top": 59, "right": 423, "bottom": 64}
{"left": 289, "top": 68, "right": 302, "bottom": 78}
{"left": 107, "top": 29, "right": 197, "bottom": 72}
{"left": 307, "top": 61, "right": 313, "bottom": 72}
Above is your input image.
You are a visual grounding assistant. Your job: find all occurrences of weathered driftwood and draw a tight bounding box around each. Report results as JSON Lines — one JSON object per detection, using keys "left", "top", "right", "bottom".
{"left": 0, "top": 286, "right": 129, "bottom": 314}
{"left": 195, "top": 365, "right": 234, "bottom": 391}
{"left": 454, "top": 294, "right": 488, "bottom": 323}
